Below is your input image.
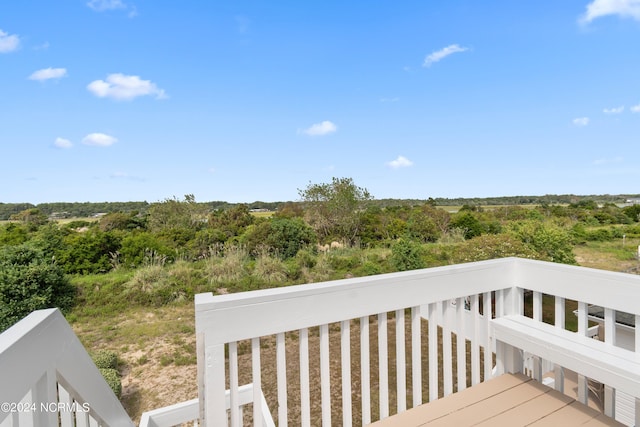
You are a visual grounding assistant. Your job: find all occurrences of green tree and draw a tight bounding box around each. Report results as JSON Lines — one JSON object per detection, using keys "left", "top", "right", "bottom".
{"left": 0, "top": 244, "right": 75, "bottom": 332}
{"left": 9, "top": 208, "right": 49, "bottom": 230}
{"left": 298, "top": 177, "right": 373, "bottom": 244}
{"left": 147, "top": 194, "right": 207, "bottom": 234}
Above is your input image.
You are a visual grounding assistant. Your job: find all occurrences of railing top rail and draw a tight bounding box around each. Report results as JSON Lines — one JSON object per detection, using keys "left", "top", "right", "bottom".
{"left": 196, "top": 258, "right": 517, "bottom": 343}
{"left": 514, "top": 258, "right": 640, "bottom": 315}
{"left": 0, "top": 308, "right": 135, "bottom": 427}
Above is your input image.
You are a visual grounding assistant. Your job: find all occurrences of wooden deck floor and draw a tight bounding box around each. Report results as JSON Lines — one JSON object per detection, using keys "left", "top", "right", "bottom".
{"left": 370, "top": 373, "right": 624, "bottom": 427}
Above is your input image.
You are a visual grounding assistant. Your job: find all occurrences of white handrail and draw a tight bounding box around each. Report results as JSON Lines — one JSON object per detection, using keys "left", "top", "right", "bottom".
{"left": 195, "top": 258, "right": 640, "bottom": 426}
{"left": 0, "top": 308, "right": 134, "bottom": 427}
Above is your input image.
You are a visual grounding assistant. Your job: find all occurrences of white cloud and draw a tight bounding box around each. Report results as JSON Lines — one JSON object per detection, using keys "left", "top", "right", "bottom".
{"left": 580, "top": 0, "right": 640, "bottom": 23}
{"left": 87, "top": 73, "right": 167, "bottom": 100}
{"left": 593, "top": 156, "right": 623, "bottom": 165}
{"left": 603, "top": 106, "right": 624, "bottom": 114}
{"left": 54, "top": 137, "right": 73, "bottom": 149}
{"left": 0, "top": 29, "right": 20, "bottom": 53}
{"left": 87, "top": 0, "right": 126, "bottom": 11}
{"left": 82, "top": 133, "right": 118, "bottom": 147}
{"left": 573, "top": 117, "right": 590, "bottom": 126}
{"left": 387, "top": 155, "right": 414, "bottom": 169}
{"left": 423, "top": 44, "right": 468, "bottom": 67}
{"left": 631, "top": 104, "right": 640, "bottom": 112}
{"left": 380, "top": 97, "right": 400, "bottom": 103}
{"left": 301, "top": 121, "right": 337, "bottom": 136}
{"left": 29, "top": 67, "right": 67, "bottom": 81}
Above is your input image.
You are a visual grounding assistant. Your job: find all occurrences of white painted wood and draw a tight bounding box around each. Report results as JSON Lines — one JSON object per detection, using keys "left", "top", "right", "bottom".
{"left": 0, "top": 309, "right": 134, "bottom": 427}
{"left": 276, "top": 333, "right": 287, "bottom": 427}
{"left": 576, "top": 301, "right": 589, "bottom": 405}
{"left": 189, "top": 258, "right": 640, "bottom": 425}
{"left": 456, "top": 297, "right": 466, "bottom": 392}
{"left": 58, "top": 384, "right": 74, "bottom": 427}
{"left": 427, "top": 302, "right": 438, "bottom": 402}
{"left": 482, "top": 292, "right": 492, "bottom": 381}
{"left": 139, "top": 398, "right": 199, "bottom": 427}
{"left": 377, "top": 313, "right": 389, "bottom": 419}
{"left": 492, "top": 315, "right": 640, "bottom": 398}
{"left": 470, "top": 294, "right": 480, "bottom": 386}
{"left": 319, "top": 324, "right": 331, "bottom": 426}
{"left": 533, "top": 291, "right": 542, "bottom": 321}
{"left": 228, "top": 341, "right": 239, "bottom": 427}
{"left": 340, "top": 320, "right": 352, "bottom": 427}
{"left": 554, "top": 296, "right": 565, "bottom": 393}
{"left": 252, "top": 337, "right": 263, "bottom": 426}
{"left": 636, "top": 314, "right": 640, "bottom": 427}
{"left": 604, "top": 308, "right": 616, "bottom": 418}
{"left": 395, "top": 310, "right": 406, "bottom": 413}
{"left": 442, "top": 301, "right": 453, "bottom": 396}
{"left": 299, "top": 328, "right": 310, "bottom": 427}
{"left": 410, "top": 306, "right": 422, "bottom": 408}
{"left": 359, "top": 316, "right": 371, "bottom": 425}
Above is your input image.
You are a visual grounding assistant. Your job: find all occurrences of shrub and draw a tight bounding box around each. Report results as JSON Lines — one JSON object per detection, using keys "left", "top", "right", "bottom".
{"left": 92, "top": 349, "right": 118, "bottom": 369}
{"left": 0, "top": 244, "right": 75, "bottom": 332}
{"left": 390, "top": 239, "right": 425, "bottom": 271}
{"left": 99, "top": 368, "right": 122, "bottom": 398}
{"left": 449, "top": 234, "right": 537, "bottom": 263}
{"left": 242, "top": 217, "right": 316, "bottom": 259}
{"left": 508, "top": 221, "right": 575, "bottom": 264}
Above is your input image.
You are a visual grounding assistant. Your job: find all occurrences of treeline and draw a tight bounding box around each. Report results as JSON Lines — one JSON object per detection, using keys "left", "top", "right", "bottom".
{"left": 2, "top": 194, "right": 639, "bottom": 220}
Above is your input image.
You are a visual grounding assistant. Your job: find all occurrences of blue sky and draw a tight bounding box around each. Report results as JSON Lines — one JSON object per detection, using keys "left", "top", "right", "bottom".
{"left": 1, "top": 1, "right": 639, "bottom": 203}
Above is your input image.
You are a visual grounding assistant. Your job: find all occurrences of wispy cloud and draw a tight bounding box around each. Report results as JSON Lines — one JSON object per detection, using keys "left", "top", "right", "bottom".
{"left": 29, "top": 67, "right": 67, "bottom": 81}
{"left": 300, "top": 120, "right": 337, "bottom": 136}
{"left": 87, "top": 73, "right": 167, "bottom": 100}
{"left": 54, "top": 137, "right": 73, "bottom": 149}
{"left": 82, "top": 133, "right": 118, "bottom": 147}
{"left": 631, "top": 104, "right": 640, "bottom": 113}
{"left": 580, "top": 0, "right": 640, "bottom": 23}
{"left": 603, "top": 106, "right": 624, "bottom": 114}
{"left": 573, "top": 117, "right": 590, "bottom": 126}
{"left": 593, "top": 156, "right": 623, "bottom": 165}
{"left": 0, "top": 29, "right": 20, "bottom": 53}
{"left": 87, "top": 0, "right": 125, "bottom": 11}
{"left": 33, "top": 41, "right": 50, "bottom": 51}
{"left": 423, "top": 44, "right": 468, "bottom": 67}
{"left": 387, "top": 155, "right": 414, "bottom": 169}
{"left": 380, "top": 97, "right": 400, "bottom": 103}
{"left": 87, "top": 0, "right": 137, "bottom": 18}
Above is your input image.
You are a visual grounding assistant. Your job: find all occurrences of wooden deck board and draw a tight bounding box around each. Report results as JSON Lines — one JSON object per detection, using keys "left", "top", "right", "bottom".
{"left": 369, "top": 374, "right": 625, "bottom": 427}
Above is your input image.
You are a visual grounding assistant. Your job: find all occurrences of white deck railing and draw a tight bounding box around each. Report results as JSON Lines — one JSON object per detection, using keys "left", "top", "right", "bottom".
{"left": 0, "top": 308, "right": 134, "bottom": 427}
{"left": 194, "top": 257, "right": 640, "bottom": 426}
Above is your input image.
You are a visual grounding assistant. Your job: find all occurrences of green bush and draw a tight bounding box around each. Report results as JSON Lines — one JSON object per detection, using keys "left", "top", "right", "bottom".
{"left": 99, "top": 368, "right": 122, "bottom": 398}
{"left": 92, "top": 349, "right": 118, "bottom": 369}
{"left": 0, "top": 244, "right": 76, "bottom": 332}
{"left": 449, "top": 234, "right": 537, "bottom": 263}
{"left": 390, "top": 239, "right": 425, "bottom": 271}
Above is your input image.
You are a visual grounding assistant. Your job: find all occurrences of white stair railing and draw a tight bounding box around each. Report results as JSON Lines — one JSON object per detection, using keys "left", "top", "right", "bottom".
{"left": 0, "top": 308, "right": 134, "bottom": 427}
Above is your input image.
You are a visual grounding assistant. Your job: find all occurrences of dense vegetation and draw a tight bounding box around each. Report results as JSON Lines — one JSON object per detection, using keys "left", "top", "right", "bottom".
{"left": 1, "top": 179, "right": 640, "bottom": 333}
